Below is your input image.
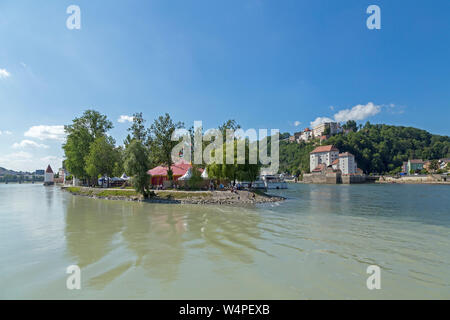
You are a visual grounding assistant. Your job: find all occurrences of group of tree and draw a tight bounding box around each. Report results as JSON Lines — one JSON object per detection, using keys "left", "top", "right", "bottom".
{"left": 63, "top": 110, "right": 261, "bottom": 197}
{"left": 63, "top": 110, "right": 122, "bottom": 186}
{"left": 63, "top": 110, "right": 174, "bottom": 197}
{"left": 279, "top": 121, "right": 450, "bottom": 175}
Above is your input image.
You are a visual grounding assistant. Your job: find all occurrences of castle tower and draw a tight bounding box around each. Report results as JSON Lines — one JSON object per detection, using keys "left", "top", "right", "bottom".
{"left": 44, "top": 165, "right": 54, "bottom": 185}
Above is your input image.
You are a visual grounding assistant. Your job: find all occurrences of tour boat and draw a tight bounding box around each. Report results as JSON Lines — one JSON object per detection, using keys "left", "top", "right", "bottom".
{"left": 261, "top": 174, "right": 288, "bottom": 189}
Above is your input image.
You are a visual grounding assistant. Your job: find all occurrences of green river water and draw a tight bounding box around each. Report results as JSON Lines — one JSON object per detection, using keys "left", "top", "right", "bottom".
{"left": 0, "top": 183, "right": 449, "bottom": 299}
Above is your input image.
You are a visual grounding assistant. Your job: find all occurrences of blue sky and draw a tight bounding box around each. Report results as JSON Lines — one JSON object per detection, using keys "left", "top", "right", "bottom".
{"left": 1, "top": 0, "right": 449, "bottom": 171}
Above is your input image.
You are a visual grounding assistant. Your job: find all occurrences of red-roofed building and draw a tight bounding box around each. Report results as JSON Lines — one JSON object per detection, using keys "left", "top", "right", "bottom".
{"left": 310, "top": 145, "right": 339, "bottom": 172}
{"left": 148, "top": 161, "right": 204, "bottom": 186}
{"left": 310, "top": 146, "right": 359, "bottom": 174}
{"left": 44, "top": 165, "right": 54, "bottom": 185}
{"left": 310, "top": 145, "right": 339, "bottom": 154}
{"left": 148, "top": 161, "right": 191, "bottom": 185}
{"left": 299, "top": 128, "right": 313, "bottom": 142}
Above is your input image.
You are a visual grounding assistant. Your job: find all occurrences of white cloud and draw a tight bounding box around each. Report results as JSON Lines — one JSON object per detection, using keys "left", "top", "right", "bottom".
{"left": 0, "top": 152, "right": 63, "bottom": 172}
{"left": 0, "top": 130, "right": 12, "bottom": 135}
{"left": 24, "top": 125, "right": 65, "bottom": 141}
{"left": 310, "top": 117, "right": 334, "bottom": 128}
{"left": 333, "top": 102, "right": 381, "bottom": 122}
{"left": 118, "top": 115, "right": 134, "bottom": 123}
{"left": 0, "top": 68, "right": 11, "bottom": 79}
{"left": 294, "top": 121, "right": 301, "bottom": 127}
{"left": 384, "top": 103, "right": 405, "bottom": 115}
{"left": 12, "top": 140, "right": 49, "bottom": 149}
{"left": 0, "top": 151, "right": 33, "bottom": 171}
{"left": 310, "top": 102, "right": 381, "bottom": 127}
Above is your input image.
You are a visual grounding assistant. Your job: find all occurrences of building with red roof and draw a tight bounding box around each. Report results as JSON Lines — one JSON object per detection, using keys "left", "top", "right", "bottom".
{"left": 310, "top": 145, "right": 358, "bottom": 175}
{"left": 310, "top": 145, "right": 339, "bottom": 172}
{"left": 310, "top": 145, "right": 339, "bottom": 154}
{"left": 148, "top": 160, "right": 204, "bottom": 186}
{"left": 44, "top": 165, "right": 54, "bottom": 185}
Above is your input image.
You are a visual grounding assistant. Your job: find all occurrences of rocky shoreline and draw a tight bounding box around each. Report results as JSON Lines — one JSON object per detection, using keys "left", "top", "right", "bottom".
{"left": 62, "top": 187, "right": 285, "bottom": 205}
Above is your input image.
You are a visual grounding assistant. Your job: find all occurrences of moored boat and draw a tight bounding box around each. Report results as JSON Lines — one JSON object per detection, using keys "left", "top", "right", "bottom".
{"left": 261, "top": 174, "right": 288, "bottom": 189}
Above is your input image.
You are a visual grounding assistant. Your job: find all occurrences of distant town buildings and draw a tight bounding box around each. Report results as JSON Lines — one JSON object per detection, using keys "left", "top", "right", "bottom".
{"left": 440, "top": 158, "right": 450, "bottom": 170}
{"left": 55, "top": 168, "right": 67, "bottom": 184}
{"left": 299, "top": 128, "right": 313, "bottom": 142}
{"left": 289, "top": 122, "right": 342, "bottom": 144}
{"left": 35, "top": 170, "right": 45, "bottom": 176}
{"left": 312, "top": 122, "right": 342, "bottom": 138}
{"left": 401, "top": 158, "right": 450, "bottom": 175}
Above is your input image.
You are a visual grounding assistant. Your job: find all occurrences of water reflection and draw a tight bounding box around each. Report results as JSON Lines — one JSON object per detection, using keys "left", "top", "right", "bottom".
{"left": 44, "top": 186, "right": 54, "bottom": 209}
{"left": 122, "top": 205, "right": 186, "bottom": 283}
{"left": 65, "top": 197, "right": 122, "bottom": 268}
{"left": 64, "top": 197, "right": 263, "bottom": 287}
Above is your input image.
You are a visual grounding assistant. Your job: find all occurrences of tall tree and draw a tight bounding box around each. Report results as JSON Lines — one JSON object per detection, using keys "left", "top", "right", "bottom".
{"left": 343, "top": 120, "right": 357, "bottom": 132}
{"left": 149, "top": 113, "right": 184, "bottom": 180}
{"left": 124, "top": 140, "right": 152, "bottom": 198}
{"left": 207, "top": 139, "right": 260, "bottom": 184}
{"left": 63, "top": 110, "right": 113, "bottom": 182}
{"left": 112, "top": 146, "right": 125, "bottom": 178}
{"left": 85, "top": 136, "right": 117, "bottom": 184}
{"left": 124, "top": 112, "right": 151, "bottom": 146}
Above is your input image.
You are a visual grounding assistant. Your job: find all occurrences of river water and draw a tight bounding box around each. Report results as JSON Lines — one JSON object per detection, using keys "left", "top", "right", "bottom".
{"left": 0, "top": 183, "right": 449, "bottom": 299}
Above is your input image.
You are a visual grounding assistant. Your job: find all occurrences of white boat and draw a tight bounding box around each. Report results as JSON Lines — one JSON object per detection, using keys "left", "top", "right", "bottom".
{"left": 261, "top": 174, "right": 288, "bottom": 189}
{"left": 237, "top": 180, "right": 266, "bottom": 189}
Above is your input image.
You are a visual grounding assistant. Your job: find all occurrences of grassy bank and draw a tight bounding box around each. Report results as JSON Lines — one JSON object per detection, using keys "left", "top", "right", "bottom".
{"left": 66, "top": 187, "right": 140, "bottom": 197}
{"left": 63, "top": 186, "right": 284, "bottom": 205}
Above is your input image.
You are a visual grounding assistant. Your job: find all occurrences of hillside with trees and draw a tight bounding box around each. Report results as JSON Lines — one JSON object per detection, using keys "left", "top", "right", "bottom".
{"left": 279, "top": 122, "right": 450, "bottom": 175}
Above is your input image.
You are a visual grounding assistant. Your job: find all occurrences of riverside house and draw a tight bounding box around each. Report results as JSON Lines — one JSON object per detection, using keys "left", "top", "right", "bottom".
{"left": 309, "top": 145, "right": 340, "bottom": 171}
{"left": 406, "top": 159, "right": 426, "bottom": 174}
{"left": 305, "top": 145, "right": 364, "bottom": 184}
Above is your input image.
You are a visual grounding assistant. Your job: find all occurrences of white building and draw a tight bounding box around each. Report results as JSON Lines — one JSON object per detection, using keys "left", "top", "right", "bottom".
{"left": 310, "top": 145, "right": 340, "bottom": 172}
{"left": 44, "top": 165, "right": 54, "bottom": 184}
{"left": 338, "top": 152, "right": 357, "bottom": 175}
{"left": 300, "top": 128, "right": 313, "bottom": 141}
{"left": 313, "top": 122, "right": 341, "bottom": 138}
{"left": 311, "top": 146, "right": 359, "bottom": 174}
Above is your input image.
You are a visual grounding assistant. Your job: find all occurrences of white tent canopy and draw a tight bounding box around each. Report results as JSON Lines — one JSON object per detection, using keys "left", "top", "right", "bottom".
{"left": 201, "top": 169, "right": 208, "bottom": 179}
{"left": 178, "top": 168, "right": 192, "bottom": 181}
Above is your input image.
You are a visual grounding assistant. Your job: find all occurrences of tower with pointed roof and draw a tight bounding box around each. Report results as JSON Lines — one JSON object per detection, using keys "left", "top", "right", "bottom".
{"left": 44, "top": 165, "right": 54, "bottom": 185}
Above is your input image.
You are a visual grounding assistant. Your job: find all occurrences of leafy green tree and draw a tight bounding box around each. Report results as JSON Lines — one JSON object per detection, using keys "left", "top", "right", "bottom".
{"left": 343, "top": 120, "right": 357, "bottom": 132}
{"left": 207, "top": 139, "right": 260, "bottom": 184}
{"left": 218, "top": 119, "right": 241, "bottom": 136}
{"left": 124, "top": 140, "right": 152, "bottom": 197}
{"left": 85, "top": 136, "right": 117, "bottom": 184}
{"left": 112, "top": 146, "right": 125, "bottom": 177}
{"left": 63, "top": 110, "right": 113, "bottom": 183}
{"left": 187, "top": 165, "right": 204, "bottom": 190}
{"left": 124, "top": 112, "right": 151, "bottom": 146}
{"left": 429, "top": 159, "right": 439, "bottom": 172}
{"left": 149, "top": 113, "right": 184, "bottom": 181}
